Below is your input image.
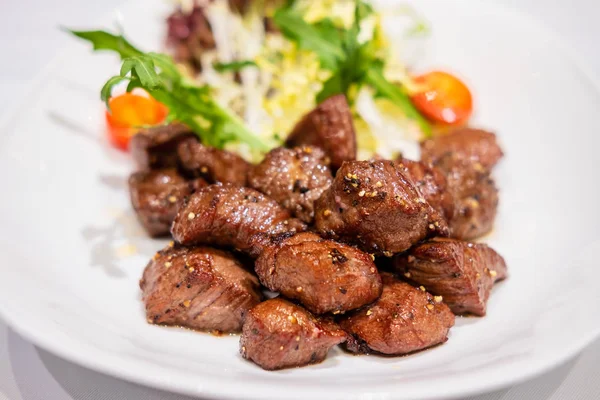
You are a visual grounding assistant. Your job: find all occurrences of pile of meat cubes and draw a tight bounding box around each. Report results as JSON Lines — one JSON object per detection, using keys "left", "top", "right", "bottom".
{"left": 130, "top": 94, "right": 507, "bottom": 370}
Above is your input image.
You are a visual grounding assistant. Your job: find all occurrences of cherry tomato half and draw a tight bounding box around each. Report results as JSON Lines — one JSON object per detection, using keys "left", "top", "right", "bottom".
{"left": 105, "top": 92, "right": 168, "bottom": 150}
{"left": 410, "top": 71, "right": 473, "bottom": 126}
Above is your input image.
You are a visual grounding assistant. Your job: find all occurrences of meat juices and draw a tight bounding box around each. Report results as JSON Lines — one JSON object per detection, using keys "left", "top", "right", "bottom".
{"left": 420, "top": 128, "right": 504, "bottom": 172}
{"left": 255, "top": 232, "right": 382, "bottom": 315}
{"left": 339, "top": 273, "right": 455, "bottom": 355}
{"left": 130, "top": 123, "right": 195, "bottom": 171}
{"left": 171, "top": 184, "right": 306, "bottom": 257}
{"left": 129, "top": 169, "right": 207, "bottom": 237}
{"left": 177, "top": 137, "right": 251, "bottom": 185}
{"left": 315, "top": 160, "right": 448, "bottom": 256}
{"left": 435, "top": 153, "right": 499, "bottom": 240}
{"left": 249, "top": 146, "right": 333, "bottom": 223}
{"left": 140, "top": 245, "right": 262, "bottom": 333}
{"left": 240, "top": 298, "right": 347, "bottom": 370}
{"left": 393, "top": 238, "right": 507, "bottom": 316}
{"left": 285, "top": 94, "right": 357, "bottom": 170}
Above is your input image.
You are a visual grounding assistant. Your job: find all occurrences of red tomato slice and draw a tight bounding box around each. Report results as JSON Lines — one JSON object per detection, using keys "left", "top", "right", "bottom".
{"left": 105, "top": 92, "right": 168, "bottom": 151}
{"left": 410, "top": 71, "right": 473, "bottom": 126}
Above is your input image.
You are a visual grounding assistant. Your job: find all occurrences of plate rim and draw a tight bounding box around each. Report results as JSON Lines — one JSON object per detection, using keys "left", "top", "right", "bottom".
{"left": 1, "top": 0, "right": 600, "bottom": 399}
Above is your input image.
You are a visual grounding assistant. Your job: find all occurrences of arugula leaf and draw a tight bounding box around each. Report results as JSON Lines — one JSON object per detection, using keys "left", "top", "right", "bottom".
{"left": 69, "top": 28, "right": 270, "bottom": 152}
{"left": 356, "top": 1, "right": 374, "bottom": 19}
{"left": 364, "top": 67, "right": 431, "bottom": 136}
{"left": 146, "top": 52, "right": 182, "bottom": 80}
{"left": 101, "top": 75, "right": 129, "bottom": 107}
{"left": 273, "top": 8, "right": 344, "bottom": 70}
{"left": 213, "top": 60, "right": 257, "bottom": 73}
{"left": 315, "top": 1, "right": 376, "bottom": 103}
{"left": 66, "top": 29, "right": 142, "bottom": 59}
{"left": 317, "top": 72, "right": 344, "bottom": 103}
{"left": 120, "top": 56, "right": 162, "bottom": 89}
{"left": 125, "top": 68, "right": 145, "bottom": 93}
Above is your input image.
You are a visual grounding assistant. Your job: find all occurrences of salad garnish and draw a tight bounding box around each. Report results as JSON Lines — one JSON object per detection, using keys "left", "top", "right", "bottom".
{"left": 68, "top": 0, "right": 473, "bottom": 158}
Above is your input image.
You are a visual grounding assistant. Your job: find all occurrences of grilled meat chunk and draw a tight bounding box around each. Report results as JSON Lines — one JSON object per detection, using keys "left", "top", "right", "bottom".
{"left": 285, "top": 94, "right": 356, "bottom": 170}
{"left": 435, "top": 154, "right": 499, "bottom": 240}
{"left": 399, "top": 158, "right": 455, "bottom": 223}
{"left": 171, "top": 184, "right": 306, "bottom": 257}
{"left": 393, "top": 238, "right": 507, "bottom": 316}
{"left": 140, "top": 245, "right": 261, "bottom": 333}
{"left": 314, "top": 160, "right": 447, "bottom": 255}
{"left": 129, "top": 169, "right": 206, "bottom": 237}
{"left": 130, "top": 123, "right": 195, "bottom": 171}
{"left": 177, "top": 137, "right": 251, "bottom": 185}
{"left": 339, "top": 273, "right": 455, "bottom": 355}
{"left": 255, "top": 232, "right": 382, "bottom": 314}
{"left": 249, "top": 146, "right": 333, "bottom": 223}
{"left": 399, "top": 153, "right": 499, "bottom": 241}
{"left": 420, "top": 128, "right": 504, "bottom": 172}
{"left": 240, "top": 298, "right": 347, "bottom": 370}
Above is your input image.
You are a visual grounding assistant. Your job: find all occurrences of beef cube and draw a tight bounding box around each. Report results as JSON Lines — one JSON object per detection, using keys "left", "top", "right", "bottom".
{"left": 435, "top": 154, "right": 499, "bottom": 240}
{"left": 339, "top": 273, "right": 455, "bottom": 355}
{"left": 255, "top": 232, "right": 382, "bottom": 314}
{"left": 285, "top": 94, "right": 356, "bottom": 170}
{"left": 420, "top": 128, "right": 504, "bottom": 172}
{"left": 129, "top": 169, "right": 206, "bottom": 237}
{"left": 130, "top": 123, "right": 195, "bottom": 170}
{"left": 140, "top": 245, "right": 262, "bottom": 333}
{"left": 249, "top": 146, "right": 333, "bottom": 223}
{"left": 393, "top": 238, "right": 507, "bottom": 316}
{"left": 171, "top": 184, "right": 306, "bottom": 257}
{"left": 177, "top": 137, "right": 251, "bottom": 185}
{"left": 398, "top": 158, "right": 455, "bottom": 224}
{"left": 315, "top": 160, "right": 447, "bottom": 256}
{"left": 240, "top": 298, "right": 347, "bottom": 370}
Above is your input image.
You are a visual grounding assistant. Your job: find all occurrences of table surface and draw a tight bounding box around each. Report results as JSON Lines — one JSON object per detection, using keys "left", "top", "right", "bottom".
{"left": 1, "top": 0, "right": 599, "bottom": 399}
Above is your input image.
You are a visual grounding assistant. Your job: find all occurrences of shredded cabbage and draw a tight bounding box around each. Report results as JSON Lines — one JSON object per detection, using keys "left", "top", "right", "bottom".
{"left": 355, "top": 86, "right": 421, "bottom": 160}
{"left": 256, "top": 35, "right": 329, "bottom": 139}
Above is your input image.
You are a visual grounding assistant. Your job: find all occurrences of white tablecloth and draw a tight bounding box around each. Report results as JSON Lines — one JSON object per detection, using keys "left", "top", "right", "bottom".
{"left": 1, "top": 0, "right": 599, "bottom": 399}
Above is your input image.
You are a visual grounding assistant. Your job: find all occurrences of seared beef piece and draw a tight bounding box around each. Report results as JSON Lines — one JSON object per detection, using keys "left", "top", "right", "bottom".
{"left": 130, "top": 123, "right": 196, "bottom": 171}
{"left": 171, "top": 184, "right": 306, "bottom": 257}
{"left": 177, "top": 137, "right": 251, "bottom": 185}
{"left": 393, "top": 238, "right": 507, "bottom": 316}
{"left": 255, "top": 232, "right": 382, "bottom": 314}
{"left": 314, "top": 160, "right": 448, "bottom": 256}
{"left": 398, "top": 158, "right": 455, "bottom": 224}
{"left": 339, "top": 273, "right": 455, "bottom": 355}
{"left": 285, "top": 94, "right": 357, "bottom": 170}
{"left": 249, "top": 146, "right": 333, "bottom": 223}
{"left": 420, "top": 128, "right": 504, "bottom": 172}
{"left": 129, "top": 169, "right": 207, "bottom": 237}
{"left": 140, "top": 245, "right": 261, "bottom": 333}
{"left": 435, "top": 154, "right": 499, "bottom": 240}
{"left": 166, "top": 6, "right": 216, "bottom": 72}
{"left": 240, "top": 298, "right": 347, "bottom": 370}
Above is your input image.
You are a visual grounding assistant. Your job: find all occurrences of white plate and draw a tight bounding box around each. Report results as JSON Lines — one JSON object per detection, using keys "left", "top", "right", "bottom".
{"left": 1, "top": 0, "right": 600, "bottom": 399}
